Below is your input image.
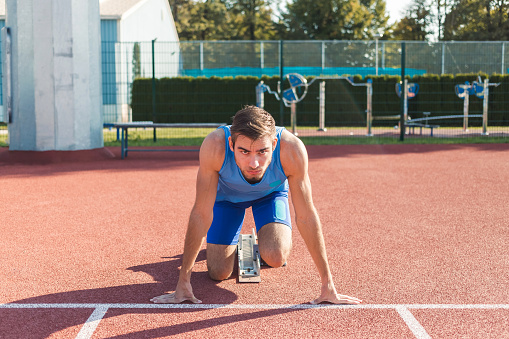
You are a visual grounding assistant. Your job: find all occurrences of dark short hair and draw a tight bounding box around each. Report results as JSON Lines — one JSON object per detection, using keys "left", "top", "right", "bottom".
{"left": 230, "top": 106, "right": 276, "bottom": 144}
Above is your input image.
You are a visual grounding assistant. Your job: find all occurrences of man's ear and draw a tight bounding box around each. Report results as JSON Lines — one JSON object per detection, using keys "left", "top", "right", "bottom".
{"left": 228, "top": 136, "right": 234, "bottom": 152}
{"left": 272, "top": 137, "right": 278, "bottom": 150}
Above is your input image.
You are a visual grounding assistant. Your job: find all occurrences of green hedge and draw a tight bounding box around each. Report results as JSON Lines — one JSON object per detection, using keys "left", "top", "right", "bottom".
{"left": 131, "top": 76, "right": 266, "bottom": 124}
{"left": 131, "top": 74, "right": 509, "bottom": 127}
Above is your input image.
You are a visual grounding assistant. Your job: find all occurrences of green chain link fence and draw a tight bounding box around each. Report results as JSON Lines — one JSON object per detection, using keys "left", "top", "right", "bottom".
{"left": 2, "top": 40, "right": 508, "bottom": 147}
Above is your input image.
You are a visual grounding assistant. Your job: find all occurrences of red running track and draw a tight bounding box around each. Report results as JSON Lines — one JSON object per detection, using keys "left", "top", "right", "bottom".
{"left": 1, "top": 144, "right": 508, "bottom": 338}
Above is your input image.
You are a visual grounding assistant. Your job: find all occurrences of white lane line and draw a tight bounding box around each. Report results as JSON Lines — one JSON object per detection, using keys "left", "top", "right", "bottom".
{"left": 1, "top": 303, "right": 509, "bottom": 309}
{"left": 406, "top": 304, "right": 509, "bottom": 309}
{"left": 2, "top": 303, "right": 508, "bottom": 339}
{"left": 75, "top": 306, "right": 109, "bottom": 339}
{"left": 396, "top": 306, "right": 431, "bottom": 339}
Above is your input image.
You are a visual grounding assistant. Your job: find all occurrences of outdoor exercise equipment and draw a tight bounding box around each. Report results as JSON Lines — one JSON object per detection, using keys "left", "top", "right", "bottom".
{"left": 455, "top": 77, "right": 500, "bottom": 135}
{"left": 370, "top": 80, "right": 420, "bottom": 134}
{"left": 256, "top": 74, "right": 373, "bottom": 136}
{"left": 455, "top": 81, "right": 475, "bottom": 131}
{"left": 396, "top": 80, "right": 419, "bottom": 123}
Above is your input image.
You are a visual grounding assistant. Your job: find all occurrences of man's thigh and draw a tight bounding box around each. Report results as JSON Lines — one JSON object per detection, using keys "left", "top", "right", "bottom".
{"left": 207, "top": 200, "right": 246, "bottom": 245}
{"left": 251, "top": 191, "right": 292, "bottom": 267}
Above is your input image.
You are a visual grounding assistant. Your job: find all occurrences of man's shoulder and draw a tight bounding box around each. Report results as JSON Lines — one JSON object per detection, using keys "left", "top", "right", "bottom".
{"left": 200, "top": 128, "right": 226, "bottom": 171}
{"left": 206, "top": 127, "right": 226, "bottom": 145}
{"left": 280, "top": 129, "right": 305, "bottom": 154}
{"left": 280, "top": 129, "right": 308, "bottom": 176}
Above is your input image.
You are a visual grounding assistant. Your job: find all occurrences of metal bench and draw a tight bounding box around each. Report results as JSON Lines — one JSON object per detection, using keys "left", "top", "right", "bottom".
{"left": 113, "top": 122, "right": 226, "bottom": 159}
{"left": 405, "top": 122, "right": 440, "bottom": 137}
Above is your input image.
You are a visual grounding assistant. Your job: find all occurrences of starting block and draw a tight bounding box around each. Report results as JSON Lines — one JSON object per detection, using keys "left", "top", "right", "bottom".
{"left": 237, "top": 229, "right": 261, "bottom": 283}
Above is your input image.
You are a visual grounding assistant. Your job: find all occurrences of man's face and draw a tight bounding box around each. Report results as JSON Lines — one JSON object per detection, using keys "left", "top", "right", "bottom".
{"left": 229, "top": 134, "right": 277, "bottom": 184}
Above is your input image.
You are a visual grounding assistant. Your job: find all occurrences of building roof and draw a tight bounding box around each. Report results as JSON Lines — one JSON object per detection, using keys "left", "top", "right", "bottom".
{"left": 0, "top": 0, "right": 150, "bottom": 19}
{"left": 99, "top": 0, "right": 148, "bottom": 18}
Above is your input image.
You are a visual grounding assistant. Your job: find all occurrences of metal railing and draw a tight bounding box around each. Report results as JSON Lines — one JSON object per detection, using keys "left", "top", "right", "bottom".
{"left": 1, "top": 40, "right": 508, "bottom": 144}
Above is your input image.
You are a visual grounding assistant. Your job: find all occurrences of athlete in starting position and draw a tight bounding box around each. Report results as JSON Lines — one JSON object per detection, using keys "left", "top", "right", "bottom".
{"left": 151, "top": 106, "right": 361, "bottom": 305}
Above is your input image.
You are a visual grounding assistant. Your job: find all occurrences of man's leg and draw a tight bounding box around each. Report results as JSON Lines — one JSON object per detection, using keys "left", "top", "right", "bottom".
{"left": 252, "top": 191, "right": 292, "bottom": 268}
{"left": 206, "top": 243, "right": 237, "bottom": 281}
{"left": 257, "top": 222, "right": 292, "bottom": 267}
{"left": 206, "top": 200, "right": 246, "bottom": 281}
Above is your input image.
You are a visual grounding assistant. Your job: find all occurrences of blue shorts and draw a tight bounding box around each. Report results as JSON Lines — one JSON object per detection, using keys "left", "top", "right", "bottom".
{"left": 207, "top": 191, "right": 292, "bottom": 245}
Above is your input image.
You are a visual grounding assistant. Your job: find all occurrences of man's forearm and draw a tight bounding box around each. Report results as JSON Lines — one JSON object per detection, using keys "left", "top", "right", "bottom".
{"left": 179, "top": 211, "right": 212, "bottom": 282}
{"left": 296, "top": 212, "right": 333, "bottom": 284}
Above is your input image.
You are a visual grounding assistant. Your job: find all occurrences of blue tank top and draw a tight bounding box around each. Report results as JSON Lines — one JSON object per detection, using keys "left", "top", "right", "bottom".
{"left": 216, "top": 125, "right": 289, "bottom": 203}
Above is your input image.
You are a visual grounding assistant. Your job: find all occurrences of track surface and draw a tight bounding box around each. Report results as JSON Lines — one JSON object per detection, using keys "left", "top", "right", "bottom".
{"left": 1, "top": 144, "right": 508, "bottom": 338}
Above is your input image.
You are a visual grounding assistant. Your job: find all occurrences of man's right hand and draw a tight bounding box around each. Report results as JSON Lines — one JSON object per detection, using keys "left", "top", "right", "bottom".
{"left": 150, "top": 280, "right": 202, "bottom": 304}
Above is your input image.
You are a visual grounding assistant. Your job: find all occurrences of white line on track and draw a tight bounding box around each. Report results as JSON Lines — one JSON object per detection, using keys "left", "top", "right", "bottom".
{"left": 396, "top": 306, "right": 431, "bottom": 339}
{"left": 75, "top": 306, "right": 108, "bottom": 339}
{"left": 2, "top": 303, "right": 508, "bottom": 339}
{"left": 1, "top": 303, "right": 509, "bottom": 309}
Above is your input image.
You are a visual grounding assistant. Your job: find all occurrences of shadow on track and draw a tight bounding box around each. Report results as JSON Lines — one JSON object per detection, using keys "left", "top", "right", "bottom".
{"left": 1, "top": 250, "right": 274, "bottom": 338}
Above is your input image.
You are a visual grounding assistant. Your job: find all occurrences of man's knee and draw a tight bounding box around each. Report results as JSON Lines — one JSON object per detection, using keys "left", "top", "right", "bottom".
{"left": 260, "top": 248, "right": 288, "bottom": 268}
{"left": 207, "top": 265, "right": 233, "bottom": 281}
{"left": 257, "top": 222, "right": 292, "bottom": 268}
{"left": 206, "top": 243, "right": 236, "bottom": 281}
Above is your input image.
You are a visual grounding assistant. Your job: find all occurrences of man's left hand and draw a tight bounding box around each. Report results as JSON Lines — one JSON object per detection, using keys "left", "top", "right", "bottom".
{"left": 311, "top": 284, "right": 362, "bottom": 305}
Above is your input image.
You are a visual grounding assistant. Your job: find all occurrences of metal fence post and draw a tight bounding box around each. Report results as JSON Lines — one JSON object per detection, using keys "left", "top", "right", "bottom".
{"left": 502, "top": 42, "right": 505, "bottom": 75}
{"left": 463, "top": 90, "right": 469, "bottom": 132}
{"left": 291, "top": 102, "right": 297, "bottom": 135}
{"left": 279, "top": 40, "right": 284, "bottom": 127}
{"left": 482, "top": 79, "right": 489, "bottom": 135}
{"left": 381, "top": 42, "right": 385, "bottom": 69}
{"left": 403, "top": 79, "right": 409, "bottom": 122}
{"left": 200, "top": 42, "right": 204, "bottom": 71}
{"left": 152, "top": 38, "right": 157, "bottom": 141}
{"left": 318, "top": 81, "right": 326, "bottom": 131}
{"left": 441, "top": 42, "right": 445, "bottom": 75}
{"left": 400, "top": 42, "right": 406, "bottom": 141}
{"left": 256, "top": 81, "right": 265, "bottom": 109}
{"left": 366, "top": 81, "right": 373, "bottom": 136}
{"left": 260, "top": 41, "right": 264, "bottom": 69}
{"left": 321, "top": 41, "right": 325, "bottom": 73}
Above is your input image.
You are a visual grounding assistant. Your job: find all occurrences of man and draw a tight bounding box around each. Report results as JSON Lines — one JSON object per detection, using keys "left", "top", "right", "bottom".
{"left": 151, "top": 106, "right": 361, "bottom": 305}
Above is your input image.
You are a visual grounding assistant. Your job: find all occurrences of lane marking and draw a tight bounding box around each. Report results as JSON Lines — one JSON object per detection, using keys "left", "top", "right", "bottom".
{"left": 1, "top": 303, "right": 509, "bottom": 309}
{"left": 75, "top": 306, "right": 108, "bottom": 339}
{"left": 396, "top": 306, "right": 431, "bottom": 339}
{"left": 2, "top": 303, "right": 507, "bottom": 339}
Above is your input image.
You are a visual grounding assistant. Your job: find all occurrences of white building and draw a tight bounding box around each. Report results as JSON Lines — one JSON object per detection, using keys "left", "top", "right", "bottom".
{"left": 0, "top": 0, "right": 180, "bottom": 123}
{"left": 100, "top": 0, "right": 180, "bottom": 122}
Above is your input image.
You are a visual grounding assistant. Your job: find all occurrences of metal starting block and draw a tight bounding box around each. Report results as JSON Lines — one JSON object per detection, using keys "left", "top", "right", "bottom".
{"left": 237, "top": 229, "right": 261, "bottom": 283}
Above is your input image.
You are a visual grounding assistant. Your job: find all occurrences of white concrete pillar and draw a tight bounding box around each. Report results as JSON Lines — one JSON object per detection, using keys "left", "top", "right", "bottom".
{"left": 4, "top": 0, "right": 103, "bottom": 151}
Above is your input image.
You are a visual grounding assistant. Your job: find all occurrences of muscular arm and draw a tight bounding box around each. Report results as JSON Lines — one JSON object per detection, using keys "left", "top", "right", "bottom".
{"left": 281, "top": 131, "right": 361, "bottom": 304}
{"left": 152, "top": 129, "right": 224, "bottom": 304}
{"left": 179, "top": 162, "right": 219, "bottom": 282}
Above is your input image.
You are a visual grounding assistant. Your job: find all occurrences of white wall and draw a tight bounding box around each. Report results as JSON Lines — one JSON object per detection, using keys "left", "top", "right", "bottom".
{"left": 120, "top": 0, "right": 178, "bottom": 43}
{"left": 110, "top": 0, "right": 180, "bottom": 122}
{"left": 5, "top": 0, "right": 103, "bottom": 150}
{"left": 120, "top": 0, "right": 180, "bottom": 78}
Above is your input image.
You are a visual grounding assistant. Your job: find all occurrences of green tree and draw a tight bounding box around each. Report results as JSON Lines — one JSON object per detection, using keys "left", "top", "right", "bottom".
{"left": 436, "top": 0, "right": 454, "bottom": 40}
{"left": 391, "top": 0, "right": 433, "bottom": 40}
{"left": 177, "top": 0, "right": 232, "bottom": 40}
{"left": 132, "top": 42, "right": 141, "bottom": 80}
{"left": 278, "top": 0, "right": 389, "bottom": 40}
{"left": 170, "top": 0, "right": 276, "bottom": 40}
{"left": 443, "top": 0, "right": 509, "bottom": 40}
{"left": 225, "top": 0, "right": 278, "bottom": 40}
{"left": 168, "top": 0, "right": 191, "bottom": 35}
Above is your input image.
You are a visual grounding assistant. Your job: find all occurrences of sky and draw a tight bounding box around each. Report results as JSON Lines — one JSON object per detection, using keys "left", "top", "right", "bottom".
{"left": 275, "top": 0, "right": 413, "bottom": 24}
{"left": 386, "top": 0, "right": 413, "bottom": 23}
